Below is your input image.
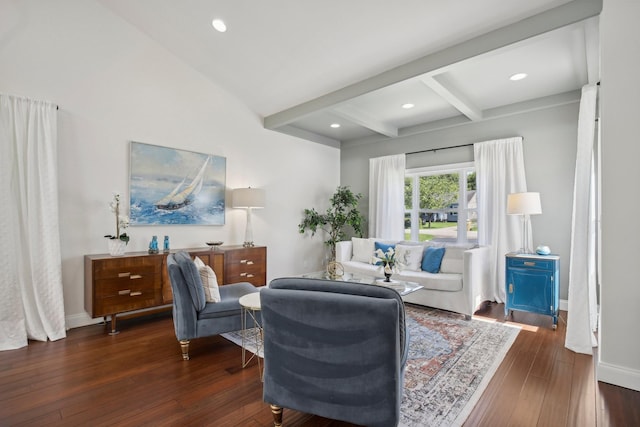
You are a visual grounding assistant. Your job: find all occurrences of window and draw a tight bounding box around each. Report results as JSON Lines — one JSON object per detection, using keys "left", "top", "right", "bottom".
{"left": 404, "top": 162, "right": 477, "bottom": 243}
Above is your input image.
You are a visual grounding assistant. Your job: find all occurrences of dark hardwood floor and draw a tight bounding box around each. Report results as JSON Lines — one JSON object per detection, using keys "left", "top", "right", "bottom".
{"left": 1, "top": 303, "right": 639, "bottom": 426}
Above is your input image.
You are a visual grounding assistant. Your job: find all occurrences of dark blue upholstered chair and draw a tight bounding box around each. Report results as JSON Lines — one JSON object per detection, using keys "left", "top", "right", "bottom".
{"left": 166, "top": 251, "right": 259, "bottom": 360}
{"left": 261, "top": 277, "right": 408, "bottom": 427}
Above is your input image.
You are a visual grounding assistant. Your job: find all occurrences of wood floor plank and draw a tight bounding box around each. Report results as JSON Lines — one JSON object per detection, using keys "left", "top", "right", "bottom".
{"left": 2, "top": 305, "right": 640, "bottom": 426}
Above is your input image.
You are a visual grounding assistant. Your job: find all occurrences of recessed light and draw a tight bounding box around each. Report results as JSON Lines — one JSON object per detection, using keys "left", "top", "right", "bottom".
{"left": 211, "top": 18, "right": 227, "bottom": 32}
{"left": 402, "top": 103, "right": 415, "bottom": 109}
{"left": 510, "top": 73, "right": 528, "bottom": 81}
{"left": 330, "top": 123, "right": 341, "bottom": 128}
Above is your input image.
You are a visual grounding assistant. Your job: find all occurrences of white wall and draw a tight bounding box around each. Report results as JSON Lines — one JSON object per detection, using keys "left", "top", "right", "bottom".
{"left": 598, "top": 0, "right": 640, "bottom": 391}
{"left": 0, "top": 0, "right": 339, "bottom": 328}
{"left": 341, "top": 102, "right": 579, "bottom": 301}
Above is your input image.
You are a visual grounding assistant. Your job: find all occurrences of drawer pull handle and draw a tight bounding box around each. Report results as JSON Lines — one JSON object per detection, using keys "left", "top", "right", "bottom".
{"left": 118, "top": 272, "right": 131, "bottom": 278}
{"left": 246, "top": 261, "right": 254, "bottom": 265}
{"left": 508, "top": 283, "right": 513, "bottom": 293}
{"left": 240, "top": 272, "right": 247, "bottom": 277}
{"left": 118, "top": 289, "right": 131, "bottom": 295}
{"left": 247, "top": 274, "right": 255, "bottom": 278}
{"left": 130, "top": 291, "right": 142, "bottom": 296}
{"left": 240, "top": 259, "right": 247, "bottom": 264}
{"left": 129, "top": 274, "right": 142, "bottom": 280}
{"left": 524, "top": 262, "right": 536, "bottom": 266}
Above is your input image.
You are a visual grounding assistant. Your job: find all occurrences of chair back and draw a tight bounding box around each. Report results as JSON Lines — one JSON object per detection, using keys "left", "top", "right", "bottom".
{"left": 261, "top": 277, "right": 407, "bottom": 427}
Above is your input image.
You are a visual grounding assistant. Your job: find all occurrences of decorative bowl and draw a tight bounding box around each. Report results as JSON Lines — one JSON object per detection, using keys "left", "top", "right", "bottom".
{"left": 206, "top": 241, "right": 224, "bottom": 248}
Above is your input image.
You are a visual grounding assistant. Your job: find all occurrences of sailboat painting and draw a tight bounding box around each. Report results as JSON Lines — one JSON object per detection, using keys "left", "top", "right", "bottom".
{"left": 129, "top": 142, "right": 226, "bottom": 225}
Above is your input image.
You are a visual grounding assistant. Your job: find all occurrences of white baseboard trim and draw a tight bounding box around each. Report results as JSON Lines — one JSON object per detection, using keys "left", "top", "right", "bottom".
{"left": 597, "top": 361, "right": 640, "bottom": 392}
{"left": 65, "top": 313, "right": 104, "bottom": 330}
{"left": 560, "top": 299, "right": 568, "bottom": 312}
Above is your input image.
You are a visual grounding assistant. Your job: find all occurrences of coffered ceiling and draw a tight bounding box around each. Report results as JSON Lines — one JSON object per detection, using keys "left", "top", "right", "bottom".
{"left": 98, "top": 0, "right": 601, "bottom": 148}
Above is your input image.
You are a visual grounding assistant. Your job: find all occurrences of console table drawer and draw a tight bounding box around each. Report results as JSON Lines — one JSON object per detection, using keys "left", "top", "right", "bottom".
{"left": 506, "top": 257, "right": 555, "bottom": 271}
{"left": 224, "top": 246, "right": 266, "bottom": 286}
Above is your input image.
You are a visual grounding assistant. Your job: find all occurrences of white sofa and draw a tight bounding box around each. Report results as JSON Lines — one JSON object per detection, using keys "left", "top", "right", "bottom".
{"left": 336, "top": 238, "right": 490, "bottom": 319}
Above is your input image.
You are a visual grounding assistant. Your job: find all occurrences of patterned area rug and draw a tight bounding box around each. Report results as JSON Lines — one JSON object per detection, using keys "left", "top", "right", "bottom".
{"left": 400, "top": 305, "right": 520, "bottom": 427}
{"left": 222, "top": 304, "right": 520, "bottom": 427}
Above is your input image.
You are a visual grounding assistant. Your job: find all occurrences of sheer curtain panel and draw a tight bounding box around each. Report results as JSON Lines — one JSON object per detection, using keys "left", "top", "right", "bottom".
{"left": 565, "top": 84, "right": 599, "bottom": 354}
{"left": 0, "top": 94, "right": 66, "bottom": 350}
{"left": 474, "top": 137, "right": 528, "bottom": 302}
{"left": 369, "top": 154, "right": 406, "bottom": 240}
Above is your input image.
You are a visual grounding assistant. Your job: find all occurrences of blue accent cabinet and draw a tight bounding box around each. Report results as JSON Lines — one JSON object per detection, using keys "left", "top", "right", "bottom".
{"left": 505, "top": 253, "right": 560, "bottom": 329}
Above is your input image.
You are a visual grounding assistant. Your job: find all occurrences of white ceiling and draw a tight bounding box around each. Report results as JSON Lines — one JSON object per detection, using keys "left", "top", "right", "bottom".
{"left": 98, "top": 0, "right": 601, "bottom": 147}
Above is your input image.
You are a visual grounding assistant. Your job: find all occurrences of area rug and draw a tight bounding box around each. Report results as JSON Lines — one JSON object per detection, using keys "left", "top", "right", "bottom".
{"left": 222, "top": 304, "right": 519, "bottom": 427}
{"left": 400, "top": 305, "right": 520, "bottom": 427}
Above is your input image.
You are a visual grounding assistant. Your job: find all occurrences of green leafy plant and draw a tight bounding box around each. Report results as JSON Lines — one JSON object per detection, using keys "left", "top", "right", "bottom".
{"left": 298, "top": 186, "right": 365, "bottom": 260}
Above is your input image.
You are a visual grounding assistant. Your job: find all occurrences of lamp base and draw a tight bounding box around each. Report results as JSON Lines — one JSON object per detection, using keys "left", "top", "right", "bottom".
{"left": 243, "top": 241, "right": 255, "bottom": 247}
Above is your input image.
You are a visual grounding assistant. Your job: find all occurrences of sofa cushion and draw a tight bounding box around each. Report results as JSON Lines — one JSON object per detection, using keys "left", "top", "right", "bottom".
{"left": 421, "top": 246, "right": 446, "bottom": 273}
{"left": 194, "top": 256, "right": 221, "bottom": 303}
{"left": 395, "top": 244, "right": 424, "bottom": 271}
{"left": 440, "top": 245, "right": 471, "bottom": 274}
{"left": 351, "top": 237, "right": 375, "bottom": 263}
{"left": 397, "top": 270, "right": 463, "bottom": 292}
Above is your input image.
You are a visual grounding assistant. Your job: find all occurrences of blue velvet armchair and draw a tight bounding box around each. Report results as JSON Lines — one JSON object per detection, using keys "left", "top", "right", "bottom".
{"left": 166, "top": 251, "right": 259, "bottom": 360}
{"left": 261, "top": 277, "right": 408, "bottom": 427}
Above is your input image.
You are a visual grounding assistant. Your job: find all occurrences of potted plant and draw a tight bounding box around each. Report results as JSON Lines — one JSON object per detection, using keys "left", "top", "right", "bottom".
{"left": 298, "top": 186, "right": 365, "bottom": 262}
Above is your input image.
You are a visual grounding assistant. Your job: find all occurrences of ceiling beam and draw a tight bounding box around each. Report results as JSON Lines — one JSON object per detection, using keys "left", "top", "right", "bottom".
{"left": 341, "top": 90, "right": 581, "bottom": 148}
{"left": 332, "top": 105, "right": 398, "bottom": 137}
{"left": 275, "top": 125, "right": 341, "bottom": 148}
{"left": 420, "top": 75, "right": 483, "bottom": 121}
{"left": 264, "top": 0, "right": 602, "bottom": 131}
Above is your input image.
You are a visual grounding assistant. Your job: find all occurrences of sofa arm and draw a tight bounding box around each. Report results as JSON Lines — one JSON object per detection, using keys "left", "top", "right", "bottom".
{"left": 335, "top": 241, "right": 352, "bottom": 263}
{"left": 463, "top": 246, "right": 490, "bottom": 310}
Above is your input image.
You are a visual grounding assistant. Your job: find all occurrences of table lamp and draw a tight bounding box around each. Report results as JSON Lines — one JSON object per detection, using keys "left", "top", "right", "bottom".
{"left": 507, "top": 192, "right": 542, "bottom": 254}
{"left": 232, "top": 187, "right": 265, "bottom": 247}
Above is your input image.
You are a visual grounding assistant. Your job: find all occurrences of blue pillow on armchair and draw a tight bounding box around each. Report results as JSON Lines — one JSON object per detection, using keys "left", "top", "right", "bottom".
{"left": 421, "top": 247, "right": 446, "bottom": 273}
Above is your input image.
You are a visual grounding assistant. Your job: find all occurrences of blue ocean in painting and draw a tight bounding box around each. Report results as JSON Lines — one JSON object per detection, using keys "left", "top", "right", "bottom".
{"left": 130, "top": 179, "right": 225, "bottom": 225}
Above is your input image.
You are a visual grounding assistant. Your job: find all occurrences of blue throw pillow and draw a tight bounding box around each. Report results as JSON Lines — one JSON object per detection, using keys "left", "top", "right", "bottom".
{"left": 421, "top": 247, "right": 446, "bottom": 273}
{"left": 374, "top": 242, "right": 396, "bottom": 265}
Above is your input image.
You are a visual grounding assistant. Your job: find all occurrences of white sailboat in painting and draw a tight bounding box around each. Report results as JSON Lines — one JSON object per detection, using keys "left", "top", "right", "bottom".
{"left": 155, "top": 156, "right": 210, "bottom": 211}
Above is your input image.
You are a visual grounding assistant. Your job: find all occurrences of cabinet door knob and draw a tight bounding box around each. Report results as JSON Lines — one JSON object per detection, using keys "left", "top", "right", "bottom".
{"left": 508, "top": 283, "right": 514, "bottom": 293}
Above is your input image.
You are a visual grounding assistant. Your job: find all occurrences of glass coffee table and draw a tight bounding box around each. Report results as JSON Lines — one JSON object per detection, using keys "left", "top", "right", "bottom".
{"left": 301, "top": 271, "right": 423, "bottom": 296}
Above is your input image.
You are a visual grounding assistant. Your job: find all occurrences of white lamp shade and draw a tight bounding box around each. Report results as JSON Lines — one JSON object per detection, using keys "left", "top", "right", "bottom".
{"left": 507, "top": 192, "right": 542, "bottom": 215}
{"left": 232, "top": 188, "right": 265, "bottom": 208}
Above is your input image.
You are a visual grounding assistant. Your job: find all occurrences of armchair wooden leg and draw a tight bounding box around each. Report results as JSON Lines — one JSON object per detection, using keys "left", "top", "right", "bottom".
{"left": 179, "top": 340, "right": 190, "bottom": 360}
{"left": 270, "top": 404, "right": 283, "bottom": 427}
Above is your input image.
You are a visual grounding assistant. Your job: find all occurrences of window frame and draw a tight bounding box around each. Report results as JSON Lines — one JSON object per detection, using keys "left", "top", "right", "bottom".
{"left": 405, "top": 161, "right": 476, "bottom": 243}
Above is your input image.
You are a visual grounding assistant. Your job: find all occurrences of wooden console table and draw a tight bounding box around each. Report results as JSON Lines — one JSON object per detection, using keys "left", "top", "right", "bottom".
{"left": 84, "top": 245, "right": 266, "bottom": 334}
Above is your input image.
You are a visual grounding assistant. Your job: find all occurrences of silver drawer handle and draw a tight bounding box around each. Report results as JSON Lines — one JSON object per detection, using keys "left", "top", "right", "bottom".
{"left": 118, "top": 272, "right": 131, "bottom": 278}
{"left": 130, "top": 291, "right": 142, "bottom": 296}
{"left": 246, "top": 261, "right": 254, "bottom": 265}
{"left": 118, "top": 289, "right": 131, "bottom": 295}
{"left": 524, "top": 261, "right": 536, "bottom": 266}
{"left": 246, "top": 274, "right": 255, "bottom": 278}
{"left": 240, "top": 272, "right": 247, "bottom": 277}
{"left": 130, "top": 274, "right": 142, "bottom": 279}
{"left": 240, "top": 259, "right": 247, "bottom": 264}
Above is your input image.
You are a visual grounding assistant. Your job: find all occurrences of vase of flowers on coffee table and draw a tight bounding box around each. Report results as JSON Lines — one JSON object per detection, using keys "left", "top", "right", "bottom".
{"left": 374, "top": 247, "right": 397, "bottom": 282}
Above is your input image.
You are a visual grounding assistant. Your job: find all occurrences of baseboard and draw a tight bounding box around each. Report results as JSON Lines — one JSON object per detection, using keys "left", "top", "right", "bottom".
{"left": 65, "top": 313, "right": 104, "bottom": 330}
{"left": 597, "top": 361, "right": 640, "bottom": 392}
{"left": 560, "top": 298, "right": 568, "bottom": 311}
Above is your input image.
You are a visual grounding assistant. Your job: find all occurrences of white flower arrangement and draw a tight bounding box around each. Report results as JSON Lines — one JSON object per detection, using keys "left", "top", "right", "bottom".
{"left": 372, "top": 247, "right": 403, "bottom": 274}
{"left": 104, "top": 192, "right": 130, "bottom": 243}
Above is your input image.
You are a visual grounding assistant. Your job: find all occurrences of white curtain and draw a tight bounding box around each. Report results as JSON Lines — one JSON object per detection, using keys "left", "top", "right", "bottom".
{"left": 565, "top": 84, "right": 599, "bottom": 354}
{"left": 474, "top": 137, "right": 527, "bottom": 302}
{"left": 0, "top": 94, "right": 66, "bottom": 350}
{"left": 369, "top": 154, "right": 406, "bottom": 240}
